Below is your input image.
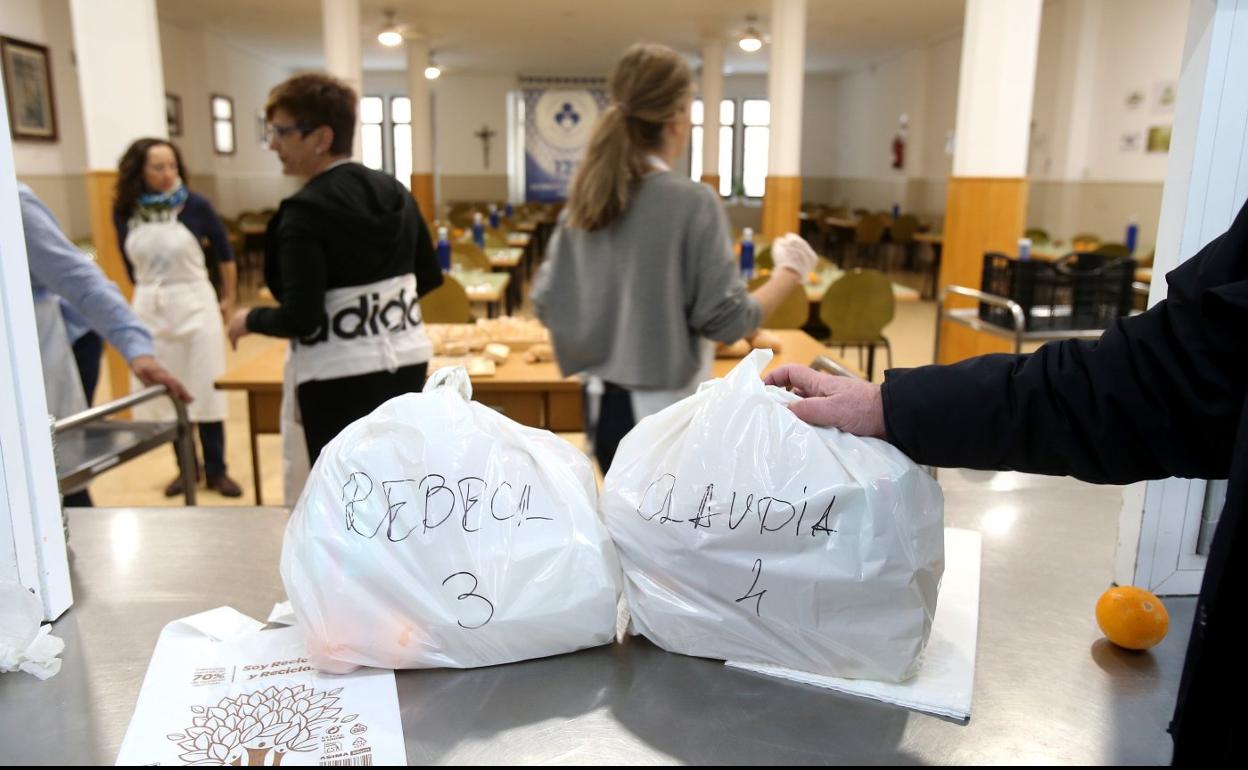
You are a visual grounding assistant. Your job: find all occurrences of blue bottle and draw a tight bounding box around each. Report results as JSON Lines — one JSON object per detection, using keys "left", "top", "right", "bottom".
{"left": 504, "top": 202, "right": 514, "bottom": 218}
{"left": 740, "top": 227, "right": 755, "bottom": 279}
{"left": 472, "top": 212, "right": 485, "bottom": 248}
{"left": 488, "top": 203, "right": 500, "bottom": 230}
{"left": 1018, "top": 237, "right": 1032, "bottom": 262}
{"left": 436, "top": 226, "right": 451, "bottom": 273}
{"left": 1125, "top": 215, "right": 1139, "bottom": 255}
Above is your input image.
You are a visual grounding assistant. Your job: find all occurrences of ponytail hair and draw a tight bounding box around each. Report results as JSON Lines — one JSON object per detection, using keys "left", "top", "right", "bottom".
{"left": 565, "top": 43, "right": 692, "bottom": 231}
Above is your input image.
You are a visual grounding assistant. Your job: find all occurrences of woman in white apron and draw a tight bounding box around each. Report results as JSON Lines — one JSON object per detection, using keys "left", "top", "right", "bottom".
{"left": 113, "top": 139, "right": 242, "bottom": 497}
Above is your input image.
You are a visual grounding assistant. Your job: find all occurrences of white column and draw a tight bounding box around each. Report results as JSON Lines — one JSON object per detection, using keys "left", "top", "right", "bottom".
{"left": 322, "top": 0, "right": 362, "bottom": 160}
{"left": 766, "top": 0, "right": 806, "bottom": 178}
{"left": 406, "top": 39, "right": 434, "bottom": 178}
{"left": 70, "top": 0, "right": 166, "bottom": 167}
{"left": 700, "top": 39, "right": 724, "bottom": 187}
{"left": 952, "top": 0, "right": 1043, "bottom": 176}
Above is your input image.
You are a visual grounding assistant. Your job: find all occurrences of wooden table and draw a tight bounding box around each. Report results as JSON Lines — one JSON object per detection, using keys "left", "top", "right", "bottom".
{"left": 216, "top": 330, "right": 852, "bottom": 503}
{"left": 450, "top": 269, "right": 511, "bottom": 317}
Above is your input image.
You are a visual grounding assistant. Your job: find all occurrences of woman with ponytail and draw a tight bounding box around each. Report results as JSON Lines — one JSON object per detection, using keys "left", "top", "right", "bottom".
{"left": 533, "top": 43, "right": 817, "bottom": 472}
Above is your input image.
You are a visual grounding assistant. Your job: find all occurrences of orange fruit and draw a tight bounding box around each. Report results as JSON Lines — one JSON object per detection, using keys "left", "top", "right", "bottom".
{"left": 1095, "top": 585, "right": 1169, "bottom": 650}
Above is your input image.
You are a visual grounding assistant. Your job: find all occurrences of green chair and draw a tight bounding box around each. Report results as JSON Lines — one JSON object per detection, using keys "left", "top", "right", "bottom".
{"left": 755, "top": 245, "right": 773, "bottom": 271}
{"left": 848, "top": 214, "right": 887, "bottom": 269}
{"left": 819, "top": 268, "right": 895, "bottom": 381}
{"left": 747, "top": 275, "right": 808, "bottom": 329}
{"left": 1024, "top": 227, "right": 1050, "bottom": 245}
{"left": 419, "top": 274, "right": 472, "bottom": 323}
{"left": 1093, "top": 242, "right": 1131, "bottom": 258}
{"left": 888, "top": 214, "right": 920, "bottom": 271}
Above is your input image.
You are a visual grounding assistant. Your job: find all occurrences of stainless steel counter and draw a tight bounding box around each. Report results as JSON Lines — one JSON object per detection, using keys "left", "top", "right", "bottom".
{"left": 0, "top": 470, "right": 1192, "bottom": 764}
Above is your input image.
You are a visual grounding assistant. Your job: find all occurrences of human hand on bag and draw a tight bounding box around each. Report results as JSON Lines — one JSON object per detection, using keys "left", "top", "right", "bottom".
{"left": 764, "top": 364, "right": 886, "bottom": 439}
{"left": 130, "top": 355, "right": 193, "bottom": 403}
{"left": 770, "top": 233, "right": 818, "bottom": 279}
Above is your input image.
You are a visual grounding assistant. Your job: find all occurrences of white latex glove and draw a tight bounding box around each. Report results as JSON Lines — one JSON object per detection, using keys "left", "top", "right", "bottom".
{"left": 771, "top": 233, "right": 818, "bottom": 279}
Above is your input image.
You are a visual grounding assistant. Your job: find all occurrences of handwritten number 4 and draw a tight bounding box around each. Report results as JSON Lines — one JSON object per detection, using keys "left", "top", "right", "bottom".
{"left": 443, "top": 571, "right": 495, "bottom": 629}
{"left": 735, "top": 559, "right": 767, "bottom": 617}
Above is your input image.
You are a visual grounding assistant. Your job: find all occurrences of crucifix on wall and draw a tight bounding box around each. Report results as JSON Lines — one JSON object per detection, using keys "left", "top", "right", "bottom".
{"left": 475, "top": 124, "right": 497, "bottom": 168}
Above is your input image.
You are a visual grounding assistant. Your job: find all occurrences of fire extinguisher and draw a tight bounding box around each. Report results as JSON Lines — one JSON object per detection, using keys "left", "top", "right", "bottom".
{"left": 892, "top": 134, "right": 906, "bottom": 170}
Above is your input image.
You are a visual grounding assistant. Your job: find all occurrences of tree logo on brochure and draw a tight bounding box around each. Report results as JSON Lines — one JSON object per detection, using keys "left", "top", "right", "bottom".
{"left": 165, "top": 684, "right": 361, "bottom": 766}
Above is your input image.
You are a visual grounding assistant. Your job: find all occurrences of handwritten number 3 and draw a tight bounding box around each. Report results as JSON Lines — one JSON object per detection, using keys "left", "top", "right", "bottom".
{"left": 443, "top": 571, "right": 495, "bottom": 629}
{"left": 735, "top": 559, "right": 767, "bottom": 617}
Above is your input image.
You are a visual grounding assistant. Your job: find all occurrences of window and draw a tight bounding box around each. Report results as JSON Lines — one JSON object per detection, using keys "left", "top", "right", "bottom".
{"left": 689, "top": 98, "right": 736, "bottom": 198}
{"left": 360, "top": 96, "right": 384, "bottom": 171}
{"left": 359, "top": 95, "right": 414, "bottom": 188}
{"left": 391, "top": 96, "right": 412, "bottom": 190}
{"left": 211, "top": 95, "right": 235, "bottom": 155}
{"left": 718, "top": 99, "right": 735, "bottom": 197}
{"left": 741, "top": 99, "right": 769, "bottom": 198}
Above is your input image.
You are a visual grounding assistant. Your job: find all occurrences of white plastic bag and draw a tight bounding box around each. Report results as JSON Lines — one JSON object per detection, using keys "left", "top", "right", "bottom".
{"left": 281, "top": 367, "right": 622, "bottom": 673}
{"left": 0, "top": 580, "right": 64, "bottom": 680}
{"left": 602, "top": 350, "right": 944, "bottom": 682}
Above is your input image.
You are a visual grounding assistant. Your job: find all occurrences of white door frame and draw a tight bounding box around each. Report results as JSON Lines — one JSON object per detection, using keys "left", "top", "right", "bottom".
{"left": 1115, "top": 0, "right": 1248, "bottom": 595}
{"left": 0, "top": 77, "right": 74, "bottom": 619}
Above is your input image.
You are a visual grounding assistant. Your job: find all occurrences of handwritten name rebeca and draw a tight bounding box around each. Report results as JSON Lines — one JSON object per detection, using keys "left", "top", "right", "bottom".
{"left": 636, "top": 473, "right": 839, "bottom": 537}
{"left": 341, "top": 470, "right": 554, "bottom": 541}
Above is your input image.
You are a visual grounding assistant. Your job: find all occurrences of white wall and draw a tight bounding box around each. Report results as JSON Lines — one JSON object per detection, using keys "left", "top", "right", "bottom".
{"left": 160, "top": 20, "right": 298, "bottom": 217}
{"left": 1027, "top": 0, "right": 1190, "bottom": 248}
{"left": 431, "top": 73, "right": 513, "bottom": 177}
{"left": 1085, "top": 0, "right": 1189, "bottom": 182}
{"left": 1, "top": 0, "right": 90, "bottom": 235}
{"left": 1031, "top": 0, "right": 1189, "bottom": 183}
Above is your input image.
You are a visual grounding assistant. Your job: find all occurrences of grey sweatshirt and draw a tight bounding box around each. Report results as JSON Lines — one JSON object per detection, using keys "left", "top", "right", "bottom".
{"left": 532, "top": 170, "right": 762, "bottom": 390}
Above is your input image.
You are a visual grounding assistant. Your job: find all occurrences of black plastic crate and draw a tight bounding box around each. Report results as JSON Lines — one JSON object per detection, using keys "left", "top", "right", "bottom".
{"left": 978, "top": 251, "right": 1135, "bottom": 331}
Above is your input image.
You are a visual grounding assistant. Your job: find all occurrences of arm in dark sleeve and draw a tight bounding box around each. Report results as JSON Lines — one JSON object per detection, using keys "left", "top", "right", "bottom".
{"left": 411, "top": 207, "right": 443, "bottom": 298}
{"left": 882, "top": 215, "right": 1248, "bottom": 485}
{"left": 245, "top": 218, "right": 327, "bottom": 338}
{"left": 112, "top": 210, "right": 136, "bottom": 285}
{"left": 196, "top": 196, "right": 235, "bottom": 263}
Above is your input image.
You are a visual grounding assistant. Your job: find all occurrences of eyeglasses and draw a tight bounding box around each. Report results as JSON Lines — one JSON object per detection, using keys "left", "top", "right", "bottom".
{"left": 264, "top": 122, "right": 315, "bottom": 142}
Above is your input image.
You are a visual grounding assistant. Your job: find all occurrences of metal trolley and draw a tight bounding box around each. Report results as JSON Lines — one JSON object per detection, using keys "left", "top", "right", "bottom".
{"left": 53, "top": 384, "right": 198, "bottom": 505}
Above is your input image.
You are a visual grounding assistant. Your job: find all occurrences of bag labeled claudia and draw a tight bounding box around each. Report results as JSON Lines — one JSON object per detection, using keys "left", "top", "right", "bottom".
{"left": 602, "top": 350, "right": 944, "bottom": 682}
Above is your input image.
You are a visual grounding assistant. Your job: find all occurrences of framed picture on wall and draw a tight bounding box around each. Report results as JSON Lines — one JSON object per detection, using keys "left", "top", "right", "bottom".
{"left": 1147, "top": 125, "right": 1172, "bottom": 154}
{"left": 1, "top": 36, "right": 58, "bottom": 142}
{"left": 166, "top": 93, "right": 183, "bottom": 137}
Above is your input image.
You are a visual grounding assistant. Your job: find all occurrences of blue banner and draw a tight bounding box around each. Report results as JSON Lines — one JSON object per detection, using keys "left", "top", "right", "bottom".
{"left": 524, "top": 87, "right": 609, "bottom": 202}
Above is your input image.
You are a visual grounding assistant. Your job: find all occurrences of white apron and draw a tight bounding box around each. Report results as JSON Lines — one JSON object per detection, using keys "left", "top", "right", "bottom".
{"left": 281, "top": 347, "right": 310, "bottom": 506}
{"left": 124, "top": 215, "right": 228, "bottom": 423}
{"left": 282, "top": 272, "right": 432, "bottom": 505}
{"left": 34, "top": 292, "right": 88, "bottom": 420}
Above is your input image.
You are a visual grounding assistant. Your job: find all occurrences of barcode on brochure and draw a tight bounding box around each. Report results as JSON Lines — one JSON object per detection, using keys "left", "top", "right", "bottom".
{"left": 320, "top": 755, "right": 373, "bottom": 766}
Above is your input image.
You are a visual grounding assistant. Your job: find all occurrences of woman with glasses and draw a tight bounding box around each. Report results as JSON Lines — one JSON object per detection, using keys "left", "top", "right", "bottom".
{"left": 113, "top": 137, "right": 242, "bottom": 498}
{"left": 228, "top": 73, "right": 443, "bottom": 498}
